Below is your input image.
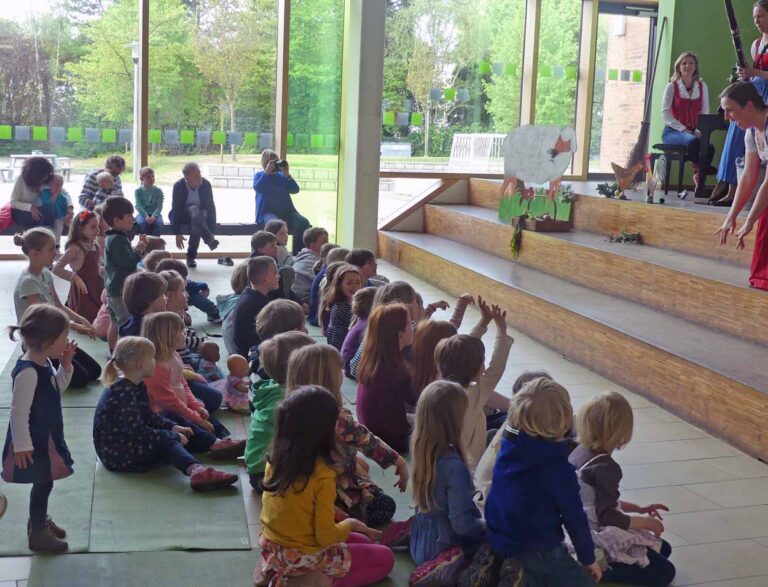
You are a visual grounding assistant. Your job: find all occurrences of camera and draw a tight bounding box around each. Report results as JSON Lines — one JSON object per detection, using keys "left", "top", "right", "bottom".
{"left": 274, "top": 159, "right": 288, "bottom": 170}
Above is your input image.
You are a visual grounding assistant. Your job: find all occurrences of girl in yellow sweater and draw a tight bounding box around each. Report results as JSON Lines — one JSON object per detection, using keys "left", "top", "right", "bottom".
{"left": 256, "top": 385, "right": 395, "bottom": 586}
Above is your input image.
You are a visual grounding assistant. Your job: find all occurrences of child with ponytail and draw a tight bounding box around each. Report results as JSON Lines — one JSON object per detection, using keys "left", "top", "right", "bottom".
{"left": 94, "top": 336, "right": 238, "bottom": 491}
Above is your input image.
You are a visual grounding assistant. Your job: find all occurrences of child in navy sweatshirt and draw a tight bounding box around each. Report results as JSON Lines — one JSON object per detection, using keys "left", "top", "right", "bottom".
{"left": 485, "top": 377, "right": 601, "bottom": 586}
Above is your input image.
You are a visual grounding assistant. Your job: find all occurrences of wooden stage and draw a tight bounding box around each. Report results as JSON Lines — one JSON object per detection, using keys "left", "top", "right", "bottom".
{"left": 378, "top": 178, "right": 768, "bottom": 461}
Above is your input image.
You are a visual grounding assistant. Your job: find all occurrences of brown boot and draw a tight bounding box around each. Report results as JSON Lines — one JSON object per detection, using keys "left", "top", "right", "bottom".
{"left": 28, "top": 516, "right": 67, "bottom": 539}
{"left": 28, "top": 526, "right": 68, "bottom": 553}
{"left": 209, "top": 438, "right": 246, "bottom": 460}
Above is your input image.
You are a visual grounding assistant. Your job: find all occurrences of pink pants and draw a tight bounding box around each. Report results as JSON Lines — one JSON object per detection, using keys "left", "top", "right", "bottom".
{"left": 334, "top": 532, "right": 395, "bottom": 587}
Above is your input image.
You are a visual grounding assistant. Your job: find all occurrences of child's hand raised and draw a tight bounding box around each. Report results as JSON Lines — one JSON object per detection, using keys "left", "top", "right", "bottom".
{"left": 489, "top": 304, "right": 508, "bottom": 335}
{"left": 477, "top": 296, "right": 493, "bottom": 324}
{"left": 136, "top": 234, "right": 148, "bottom": 253}
{"left": 457, "top": 293, "right": 475, "bottom": 306}
{"left": 14, "top": 450, "right": 34, "bottom": 469}
{"left": 60, "top": 340, "right": 78, "bottom": 371}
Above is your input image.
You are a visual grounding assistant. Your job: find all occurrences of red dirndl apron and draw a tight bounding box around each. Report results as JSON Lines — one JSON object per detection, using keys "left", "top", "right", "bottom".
{"left": 66, "top": 246, "right": 104, "bottom": 322}
{"left": 750, "top": 46, "right": 768, "bottom": 289}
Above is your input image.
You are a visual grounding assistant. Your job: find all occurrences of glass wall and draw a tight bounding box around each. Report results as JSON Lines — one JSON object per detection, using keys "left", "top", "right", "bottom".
{"left": 286, "top": 0, "right": 344, "bottom": 243}
{"left": 0, "top": 0, "right": 135, "bottom": 204}
{"left": 380, "top": 0, "right": 526, "bottom": 174}
{"left": 589, "top": 12, "right": 651, "bottom": 173}
{"left": 148, "top": 0, "right": 278, "bottom": 239}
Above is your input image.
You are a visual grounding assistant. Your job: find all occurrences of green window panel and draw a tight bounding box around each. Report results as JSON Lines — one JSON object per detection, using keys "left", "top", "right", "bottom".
{"left": 382, "top": 111, "right": 395, "bottom": 125}
{"left": 67, "top": 127, "right": 83, "bottom": 142}
{"left": 180, "top": 130, "right": 195, "bottom": 145}
{"left": 411, "top": 112, "right": 424, "bottom": 126}
{"left": 566, "top": 66, "right": 578, "bottom": 80}
{"left": 608, "top": 69, "right": 619, "bottom": 81}
{"left": 0, "top": 125, "right": 11, "bottom": 140}
{"left": 32, "top": 126, "right": 48, "bottom": 141}
{"left": 148, "top": 129, "right": 162, "bottom": 144}
{"left": 102, "top": 129, "right": 117, "bottom": 143}
{"left": 286, "top": 133, "right": 294, "bottom": 147}
{"left": 632, "top": 70, "right": 643, "bottom": 82}
{"left": 443, "top": 88, "right": 456, "bottom": 101}
{"left": 243, "top": 132, "right": 258, "bottom": 146}
{"left": 311, "top": 134, "right": 323, "bottom": 149}
{"left": 478, "top": 60, "right": 491, "bottom": 75}
{"left": 504, "top": 63, "right": 517, "bottom": 76}
{"left": 539, "top": 66, "right": 553, "bottom": 78}
{"left": 212, "top": 131, "right": 226, "bottom": 145}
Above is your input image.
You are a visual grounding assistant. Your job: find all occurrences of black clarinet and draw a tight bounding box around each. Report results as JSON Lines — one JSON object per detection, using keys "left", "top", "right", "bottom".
{"left": 724, "top": 0, "right": 747, "bottom": 82}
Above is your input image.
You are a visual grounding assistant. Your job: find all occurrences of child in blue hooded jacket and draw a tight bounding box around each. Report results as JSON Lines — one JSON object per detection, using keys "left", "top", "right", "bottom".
{"left": 485, "top": 377, "right": 602, "bottom": 586}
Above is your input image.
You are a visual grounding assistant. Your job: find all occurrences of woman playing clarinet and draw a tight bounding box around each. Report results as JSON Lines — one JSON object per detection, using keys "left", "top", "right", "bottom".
{"left": 710, "top": 0, "right": 768, "bottom": 205}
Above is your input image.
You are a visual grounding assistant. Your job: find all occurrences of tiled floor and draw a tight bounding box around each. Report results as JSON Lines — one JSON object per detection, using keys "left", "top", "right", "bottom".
{"left": 1, "top": 259, "right": 768, "bottom": 586}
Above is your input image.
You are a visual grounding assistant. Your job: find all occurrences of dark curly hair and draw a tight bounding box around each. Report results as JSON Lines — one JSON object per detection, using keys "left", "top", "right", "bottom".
{"left": 21, "top": 157, "right": 54, "bottom": 191}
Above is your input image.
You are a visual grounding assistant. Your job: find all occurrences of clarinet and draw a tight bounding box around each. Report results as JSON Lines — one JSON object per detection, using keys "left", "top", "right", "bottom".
{"left": 724, "top": 0, "right": 747, "bottom": 82}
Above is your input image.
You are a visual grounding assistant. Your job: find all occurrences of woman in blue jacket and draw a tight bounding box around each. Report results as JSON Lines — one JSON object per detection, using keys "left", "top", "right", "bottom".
{"left": 253, "top": 149, "right": 310, "bottom": 255}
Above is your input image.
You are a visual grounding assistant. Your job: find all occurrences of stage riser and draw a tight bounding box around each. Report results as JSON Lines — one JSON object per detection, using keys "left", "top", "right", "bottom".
{"left": 467, "top": 179, "right": 753, "bottom": 267}
{"left": 378, "top": 232, "right": 768, "bottom": 462}
{"left": 423, "top": 205, "right": 768, "bottom": 346}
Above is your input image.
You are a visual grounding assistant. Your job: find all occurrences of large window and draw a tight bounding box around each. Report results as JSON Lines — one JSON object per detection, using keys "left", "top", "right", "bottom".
{"left": 379, "top": 0, "right": 525, "bottom": 175}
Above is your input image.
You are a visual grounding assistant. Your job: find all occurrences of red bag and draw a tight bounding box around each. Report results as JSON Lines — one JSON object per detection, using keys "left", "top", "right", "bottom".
{"left": 0, "top": 203, "right": 13, "bottom": 231}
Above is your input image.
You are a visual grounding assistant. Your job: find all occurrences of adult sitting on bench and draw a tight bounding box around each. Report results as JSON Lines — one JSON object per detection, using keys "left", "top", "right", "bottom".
{"left": 253, "top": 149, "right": 310, "bottom": 256}
{"left": 170, "top": 162, "right": 219, "bottom": 268}
{"left": 10, "top": 157, "right": 55, "bottom": 229}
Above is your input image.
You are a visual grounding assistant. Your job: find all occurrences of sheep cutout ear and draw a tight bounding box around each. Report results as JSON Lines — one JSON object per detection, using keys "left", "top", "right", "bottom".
{"left": 500, "top": 125, "right": 577, "bottom": 201}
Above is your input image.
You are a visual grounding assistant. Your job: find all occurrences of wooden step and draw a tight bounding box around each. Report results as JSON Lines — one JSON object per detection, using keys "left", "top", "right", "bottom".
{"left": 467, "top": 178, "right": 753, "bottom": 266}
{"left": 378, "top": 230, "right": 768, "bottom": 461}
{"left": 423, "top": 204, "right": 768, "bottom": 345}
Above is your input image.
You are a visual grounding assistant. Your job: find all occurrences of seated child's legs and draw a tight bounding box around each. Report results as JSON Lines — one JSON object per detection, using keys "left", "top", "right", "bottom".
{"left": 188, "top": 291, "right": 218, "bottom": 318}
{"left": 207, "top": 414, "right": 231, "bottom": 439}
{"left": 334, "top": 532, "right": 395, "bottom": 587}
{"left": 523, "top": 545, "right": 594, "bottom": 587}
{"left": 160, "top": 412, "right": 218, "bottom": 453}
{"left": 188, "top": 380, "right": 223, "bottom": 413}
{"left": 157, "top": 434, "right": 202, "bottom": 474}
{"left": 363, "top": 486, "right": 396, "bottom": 528}
{"left": 601, "top": 540, "right": 675, "bottom": 586}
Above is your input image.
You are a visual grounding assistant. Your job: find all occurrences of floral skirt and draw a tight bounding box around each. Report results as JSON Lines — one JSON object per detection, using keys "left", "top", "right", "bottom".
{"left": 591, "top": 526, "right": 661, "bottom": 567}
{"left": 254, "top": 533, "right": 351, "bottom": 587}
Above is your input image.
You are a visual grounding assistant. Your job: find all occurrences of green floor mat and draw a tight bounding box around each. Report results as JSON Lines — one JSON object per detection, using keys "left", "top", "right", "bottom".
{"left": 0, "top": 336, "right": 108, "bottom": 409}
{"left": 89, "top": 412, "right": 250, "bottom": 553}
{"left": 0, "top": 407, "right": 96, "bottom": 555}
{"left": 28, "top": 549, "right": 256, "bottom": 587}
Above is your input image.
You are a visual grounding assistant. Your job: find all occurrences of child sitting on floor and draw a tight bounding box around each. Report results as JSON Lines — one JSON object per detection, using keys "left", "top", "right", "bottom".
{"left": 142, "top": 250, "right": 171, "bottom": 273}
{"left": 435, "top": 298, "right": 513, "bottom": 472}
{"left": 118, "top": 272, "right": 168, "bottom": 338}
{"left": 570, "top": 391, "right": 675, "bottom": 586}
{"left": 216, "top": 261, "right": 248, "bottom": 321}
{"left": 264, "top": 218, "right": 293, "bottom": 267}
{"left": 325, "top": 264, "right": 363, "bottom": 352}
{"left": 309, "top": 243, "right": 340, "bottom": 326}
{"left": 2, "top": 305, "right": 76, "bottom": 553}
{"left": 155, "top": 257, "right": 220, "bottom": 324}
{"left": 485, "top": 378, "right": 601, "bottom": 586}
{"left": 245, "top": 331, "right": 315, "bottom": 491}
{"left": 141, "top": 312, "right": 244, "bottom": 459}
{"left": 291, "top": 226, "right": 330, "bottom": 304}
{"left": 408, "top": 380, "right": 486, "bottom": 586}
{"left": 286, "top": 343, "right": 409, "bottom": 527}
{"left": 251, "top": 230, "right": 302, "bottom": 304}
{"left": 249, "top": 298, "right": 307, "bottom": 376}
{"left": 340, "top": 287, "right": 376, "bottom": 377}
{"left": 94, "top": 336, "right": 238, "bottom": 491}
{"left": 255, "top": 385, "right": 394, "bottom": 586}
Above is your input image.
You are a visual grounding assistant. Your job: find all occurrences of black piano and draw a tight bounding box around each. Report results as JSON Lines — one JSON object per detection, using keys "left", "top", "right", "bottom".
{"left": 695, "top": 113, "right": 729, "bottom": 197}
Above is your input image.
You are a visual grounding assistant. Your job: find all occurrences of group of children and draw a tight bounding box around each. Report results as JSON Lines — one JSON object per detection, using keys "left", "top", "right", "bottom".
{"left": 0, "top": 180, "right": 677, "bottom": 587}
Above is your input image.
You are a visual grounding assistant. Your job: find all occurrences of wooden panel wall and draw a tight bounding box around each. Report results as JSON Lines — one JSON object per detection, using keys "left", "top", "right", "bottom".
{"left": 423, "top": 205, "right": 768, "bottom": 345}
{"left": 378, "top": 232, "right": 768, "bottom": 462}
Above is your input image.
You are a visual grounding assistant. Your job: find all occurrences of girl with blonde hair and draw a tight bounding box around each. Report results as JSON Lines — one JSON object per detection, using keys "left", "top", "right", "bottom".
{"left": 408, "top": 380, "right": 485, "bottom": 585}
{"left": 569, "top": 391, "right": 675, "bottom": 585}
{"left": 93, "top": 336, "right": 237, "bottom": 491}
{"left": 286, "top": 344, "right": 408, "bottom": 527}
{"left": 141, "top": 312, "right": 245, "bottom": 461}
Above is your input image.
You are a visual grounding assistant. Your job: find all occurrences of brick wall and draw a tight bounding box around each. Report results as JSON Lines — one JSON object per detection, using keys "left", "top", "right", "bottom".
{"left": 598, "top": 16, "right": 651, "bottom": 172}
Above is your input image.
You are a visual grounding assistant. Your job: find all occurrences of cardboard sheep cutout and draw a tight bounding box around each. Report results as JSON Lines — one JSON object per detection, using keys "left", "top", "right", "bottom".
{"left": 499, "top": 125, "right": 577, "bottom": 200}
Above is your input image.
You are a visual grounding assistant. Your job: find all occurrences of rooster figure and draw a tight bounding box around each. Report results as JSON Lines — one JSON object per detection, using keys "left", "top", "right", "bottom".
{"left": 611, "top": 161, "right": 644, "bottom": 192}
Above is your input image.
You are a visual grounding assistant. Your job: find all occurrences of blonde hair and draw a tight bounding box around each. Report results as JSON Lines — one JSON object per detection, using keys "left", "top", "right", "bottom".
{"left": 259, "top": 331, "right": 315, "bottom": 385}
{"left": 507, "top": 377, "right": 573, "bottom": 440}
{"left": 326, "top": 247, "right": 350, "bottom": 266}
{"left": 230, "top": 261, "right": 249, "bottom": 294}
{"left": 411, "top": 380, "right": 468, "bottom": 512}
{"left": 286, "top": 344, "right": 344, "bottom": 405}
{"left": 140, "top": 311, "right": 184, "bottom": 361}
{"left": 104, "top": 336, "right": 155, "bottom": 385}
{"left": 576, "top": 391, "right": 633, "bottom": 453}
{"left": 671, "top": 51, "right": 700, "bottom": 82}
{"left": 139, "top": 166, "right": 154, "bottom": 178}
{"left": 96, "top": 171, "right": 113, "bottom": 187}
{"left": 13, "top": 227, "right": 55, "bottom": 255}
{"left": 8, "top": 304, "right": 69, "bottom": 351}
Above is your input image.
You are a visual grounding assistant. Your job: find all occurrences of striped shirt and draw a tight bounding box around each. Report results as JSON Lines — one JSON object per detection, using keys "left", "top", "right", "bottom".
{"left": 327, "top": 301, "right": 353, "bottom": 351}
{"left": 79, "top": 169, "right": 123, "bottom": 207}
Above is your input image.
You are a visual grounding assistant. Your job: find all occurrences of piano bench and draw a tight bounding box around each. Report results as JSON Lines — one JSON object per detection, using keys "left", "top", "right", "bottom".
{"left": 651, "top": 144, "right": 688, "bottom": 195}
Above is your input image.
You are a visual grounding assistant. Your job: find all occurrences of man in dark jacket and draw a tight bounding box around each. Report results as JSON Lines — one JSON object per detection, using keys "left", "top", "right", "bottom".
{"left": 171, "top": 161, "right": 219, "bottom": 268}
